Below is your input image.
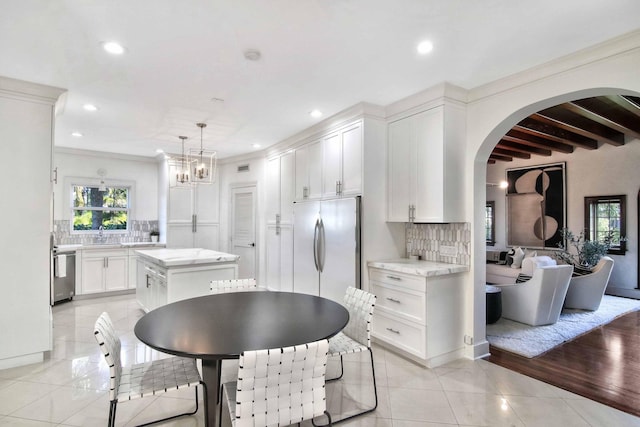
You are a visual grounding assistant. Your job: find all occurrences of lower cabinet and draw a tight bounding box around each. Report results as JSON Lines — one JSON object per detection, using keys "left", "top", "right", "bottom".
{"left": 80, "top": 249, "right": 128, "bottom": 294}
{"left": 369, "top": 266, "right": 465, "bottom": 368}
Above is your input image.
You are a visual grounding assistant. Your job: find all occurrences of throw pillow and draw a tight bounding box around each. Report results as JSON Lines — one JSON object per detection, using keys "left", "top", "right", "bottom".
{"left": 510, "top": 247, "right": 525, "bottom": 269}
{"left": 505, "top": 248, "right": 515, "bottom": 266}
{"left": 515, "top": 273, "right": 532, "bottom": 283}
{"left": 524, "top": 248, "right": 537, "bottom": 258}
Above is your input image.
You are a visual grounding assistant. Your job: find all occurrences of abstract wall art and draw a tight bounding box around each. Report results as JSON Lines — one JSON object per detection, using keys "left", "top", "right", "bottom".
{"left": 506, "top": 162, "right": 566, "bottom": 249}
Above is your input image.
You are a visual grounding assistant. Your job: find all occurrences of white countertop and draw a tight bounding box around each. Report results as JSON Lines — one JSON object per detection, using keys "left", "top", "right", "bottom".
{"left": 368, "top": 259, "right": 469, "bottom": 277}
{"left": 55, "top": 242, "right": 165, "bottom": 252}
{"left": 135, "top": 248, "right": 240, "bottom": 268}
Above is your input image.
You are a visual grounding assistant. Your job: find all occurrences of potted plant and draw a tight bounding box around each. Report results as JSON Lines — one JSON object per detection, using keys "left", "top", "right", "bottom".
{"left": 554, "top": 228, "right": 621, "bottom": 273}
{"left": 150, "top": 230, "right": 160, "bottom": 243}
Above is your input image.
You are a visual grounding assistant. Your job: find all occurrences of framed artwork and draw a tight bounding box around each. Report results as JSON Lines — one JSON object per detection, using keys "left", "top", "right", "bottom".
{"left": 506, "top": 162, "right": 566, "bottom": 249}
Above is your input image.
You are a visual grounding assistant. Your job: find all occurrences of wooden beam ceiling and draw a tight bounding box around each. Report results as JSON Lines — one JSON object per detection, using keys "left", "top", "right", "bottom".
{"left": 489, "top": 95, "right": 639, "bottom": 163}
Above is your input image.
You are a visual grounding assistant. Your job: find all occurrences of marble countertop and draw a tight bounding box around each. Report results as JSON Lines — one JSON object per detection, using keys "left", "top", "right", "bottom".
{"left": 55, "top": 242, "right": 165, "bottom": 252}
{"left": 368, "top": 259, "right": 469, "bottom": 277}
{"left": 135, "top": 248, "right": 240, "bottom": 268}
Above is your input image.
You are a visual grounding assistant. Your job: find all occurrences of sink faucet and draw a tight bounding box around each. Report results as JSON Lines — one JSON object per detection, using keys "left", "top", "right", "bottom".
{"left": 98, "top": 225, "right": 104, "bottom": 236}
{"left": 96, "top": 226, "right": 106, "bottom": 243}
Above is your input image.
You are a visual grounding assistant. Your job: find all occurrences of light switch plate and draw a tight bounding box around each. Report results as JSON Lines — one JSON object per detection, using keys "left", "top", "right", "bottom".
{"left": 439, "top": 245, "right": 457, "bottom": 257}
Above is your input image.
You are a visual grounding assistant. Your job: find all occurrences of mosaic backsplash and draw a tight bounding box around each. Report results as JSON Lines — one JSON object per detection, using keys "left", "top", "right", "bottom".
{"left": 406, "top": 222, "right": 471, "bottom": 265}
{"left": 53, "top": 220, "right": 160, "bottom": 245}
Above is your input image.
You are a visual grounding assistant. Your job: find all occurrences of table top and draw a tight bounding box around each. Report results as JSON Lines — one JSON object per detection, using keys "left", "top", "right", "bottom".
{"left": 134, "top": 291, "right": 349, "bottom": 359}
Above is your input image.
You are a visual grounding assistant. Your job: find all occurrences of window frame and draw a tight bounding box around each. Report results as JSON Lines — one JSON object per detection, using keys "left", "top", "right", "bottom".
{"left": 70, "top": 182, "right": 131, "bottom": 234}
{"left": 584, "top": 194, "right": 626, "bottom": 255}
{"left": 485, "top": 201, "right": 496, "bottom": 246}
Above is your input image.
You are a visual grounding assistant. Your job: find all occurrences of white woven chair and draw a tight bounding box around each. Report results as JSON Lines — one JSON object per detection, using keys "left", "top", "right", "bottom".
{"left": 94, "top": 312, "right": 202, "bottom": 427}
{"left": 326, "top": 286, "right": 377, "bottom": 423}
{"left": 210, "top": 278, "right": 258, "bottom": 294}
{"left": 219, "top": 339, "right": 332, "bottom": 427}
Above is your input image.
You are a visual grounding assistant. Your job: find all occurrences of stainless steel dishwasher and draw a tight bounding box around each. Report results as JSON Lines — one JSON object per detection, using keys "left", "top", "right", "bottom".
{"left": 52, "top": 248, "right": 76, "bottom": 304}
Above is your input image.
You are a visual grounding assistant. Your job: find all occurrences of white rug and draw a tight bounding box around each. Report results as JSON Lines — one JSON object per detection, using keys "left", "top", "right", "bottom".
{"left": 486, "top": 295, "right": 640, "bottom": 358}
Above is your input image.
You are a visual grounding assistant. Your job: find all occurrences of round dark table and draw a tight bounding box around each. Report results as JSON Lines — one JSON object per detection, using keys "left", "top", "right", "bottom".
{"left": 134, "top": 291, "right": 349, "bottom": 427}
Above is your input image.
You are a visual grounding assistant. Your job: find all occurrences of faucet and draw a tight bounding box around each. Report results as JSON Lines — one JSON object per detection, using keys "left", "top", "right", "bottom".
{"left": 96, "top": 226, "right": 106, "bottom": 243}
{"left": 98, "top": 225, "right": 104, "bottom": 236}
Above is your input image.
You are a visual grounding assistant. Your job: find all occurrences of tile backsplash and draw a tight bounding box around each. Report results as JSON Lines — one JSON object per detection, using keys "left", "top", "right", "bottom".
{"left": 53, "top": 220, "right": 159, "bottom": 245}
{"left": 406, "top": 222, "right": 471, "bottom": 265}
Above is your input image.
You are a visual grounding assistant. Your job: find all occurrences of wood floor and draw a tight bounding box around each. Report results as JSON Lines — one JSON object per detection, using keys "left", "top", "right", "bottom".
{"left": 487, "top": 309, "right": 640, "bottom": 418}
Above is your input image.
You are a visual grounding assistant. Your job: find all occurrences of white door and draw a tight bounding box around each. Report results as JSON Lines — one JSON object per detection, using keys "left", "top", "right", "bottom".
{"left": 230, "top": 186, "right": 257, "bottom": 279}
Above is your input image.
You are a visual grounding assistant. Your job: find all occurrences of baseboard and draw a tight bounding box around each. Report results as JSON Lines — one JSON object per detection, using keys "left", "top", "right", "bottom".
{"left": 606, "top": 287, "right": 640, "bottom": 300}
{"left": 0, "top": 352, "right": 44, "bottom": 370}
{"left": 473, "top": 339, "right": 490, "bottom": 360}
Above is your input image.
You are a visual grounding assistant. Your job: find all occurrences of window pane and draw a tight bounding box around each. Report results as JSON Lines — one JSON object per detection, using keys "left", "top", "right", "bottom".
{"left": 73, "top": 186, "right": 128, "bottom": 208}
{"left": 73, "top": 210, "right": 128, "bottom": 231}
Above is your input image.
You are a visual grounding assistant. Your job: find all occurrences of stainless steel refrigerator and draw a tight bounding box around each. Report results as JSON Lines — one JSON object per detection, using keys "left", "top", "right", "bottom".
{"left": 293, "top": 196, "right": 360, "bottom": 304}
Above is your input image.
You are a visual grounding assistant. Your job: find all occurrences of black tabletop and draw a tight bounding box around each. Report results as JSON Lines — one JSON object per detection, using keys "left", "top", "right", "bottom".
{"left": 134, "top": 291, "right": 349, "bottom": 359}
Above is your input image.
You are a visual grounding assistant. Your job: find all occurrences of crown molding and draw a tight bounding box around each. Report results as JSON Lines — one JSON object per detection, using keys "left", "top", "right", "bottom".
{"left": 0, "top": 75, "right": 66, "bottom": 105}
{"left": 55, "top": 146, "right": 158, "bottom": 163}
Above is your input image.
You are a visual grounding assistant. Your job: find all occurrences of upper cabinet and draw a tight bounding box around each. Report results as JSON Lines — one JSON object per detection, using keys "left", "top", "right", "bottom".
{"left": 322, "top": 122, "right": 362, "bottom": 198}
{"left": 295, "top": 119, "right": 363, "bottom": 201}
{"left": 387, "top": 104, "right": 465, "bottom": 223}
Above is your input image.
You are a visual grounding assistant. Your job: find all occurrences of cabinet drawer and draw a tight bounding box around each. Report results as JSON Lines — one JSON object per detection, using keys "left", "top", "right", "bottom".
{"left": 369, "top": 268, "right": 425, "bottom": 292}
{"left": 372, "top": 282, "right": 425, "bottom": 324}
{"left": 81, "top": 249, "right": 128, "bottom": 258}
{"left": 372, "top": 310, "right": 425, "bottom": 358}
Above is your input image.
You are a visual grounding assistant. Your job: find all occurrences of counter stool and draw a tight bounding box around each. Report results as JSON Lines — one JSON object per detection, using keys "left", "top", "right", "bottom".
{"left": 486, "top": 284, "right": 502, "bottom": 324}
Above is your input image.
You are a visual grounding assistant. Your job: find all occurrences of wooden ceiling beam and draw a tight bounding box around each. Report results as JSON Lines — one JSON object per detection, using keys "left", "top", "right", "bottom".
{"left": 604, "top": 95, "right": 640, "bottom": 118}
{"left": 491, "top": 147, "right": 531, "bottom": 159}
{"left": 489, "top": 153, "right": 513, "bottom": 162}
{"left": 535, "top": 106, "right": 625, "bottom": 146}
{"left": 487, "top": 159, "right": 496, "bottom": 164}
{"left": 496, "top": 140, "right": 552, "bottom": 156}
{"left": 569, "top": 97, "right": 640, "bottom": 140}
{"left": 514, "top": 120, "right": 597, "bottom": 149}
{"left": 504, "top": 129, "right": 574, "bottom": 154}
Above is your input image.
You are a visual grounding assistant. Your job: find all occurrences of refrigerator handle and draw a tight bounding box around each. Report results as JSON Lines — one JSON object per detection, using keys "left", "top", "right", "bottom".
{"left": 318, "top": 218, "right": 326, "bottom": 272}
{"left": 313, "top": 218, "right": 320, "bottom": 272}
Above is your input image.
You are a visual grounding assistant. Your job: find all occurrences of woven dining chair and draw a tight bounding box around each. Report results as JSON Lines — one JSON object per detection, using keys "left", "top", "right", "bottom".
{"left": 210, "top": 278, "right": 258, "bottom": 294}
{"left": 94, "top": 312, "right": 202, "bottom": 427}
{"left": 219, "top": 339, "right": 332, "bottom": 427}
{"left": 326, "top": 286, "right": 377, "bottom": 423}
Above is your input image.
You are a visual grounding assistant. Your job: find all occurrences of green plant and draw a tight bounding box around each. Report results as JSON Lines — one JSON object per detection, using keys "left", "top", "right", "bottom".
{"left": 150, "top": 230, "right": 160, "bottom": 237}
{"left": 554, "top": 228, "right": 620, "bottom": 269}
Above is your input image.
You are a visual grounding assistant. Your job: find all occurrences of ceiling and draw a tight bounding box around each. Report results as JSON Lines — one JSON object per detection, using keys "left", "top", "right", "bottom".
{"left": 3, "top": 1, "right": 640, "bottom": 159}
{"left": 489, "top": 95, "right": 640, "bottom": 163}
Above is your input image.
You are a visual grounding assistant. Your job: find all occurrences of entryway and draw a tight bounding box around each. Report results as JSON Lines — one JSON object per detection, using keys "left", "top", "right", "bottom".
{"left": 230, "top": 184, "right": 257, "bottom": 279}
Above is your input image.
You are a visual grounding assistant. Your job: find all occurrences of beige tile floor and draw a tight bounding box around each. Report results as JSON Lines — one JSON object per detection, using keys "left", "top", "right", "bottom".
{"left": 1, "top": 294, "right": 639, "bottom": 427}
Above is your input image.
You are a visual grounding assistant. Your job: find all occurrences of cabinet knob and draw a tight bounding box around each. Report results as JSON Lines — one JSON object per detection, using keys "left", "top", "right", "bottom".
{"left": 303, "top": 186, "right": 309, "bottom": 198}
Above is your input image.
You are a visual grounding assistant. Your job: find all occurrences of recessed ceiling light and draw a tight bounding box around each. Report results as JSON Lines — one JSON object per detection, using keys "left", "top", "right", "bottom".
{"left": 83, "top": 104, "right": 98, "bottom": 112}
{"left": 156, "top": 148, "right": 164, "bottom": 154}
{"left": 417, "top": 40, "right": 434, "bottom": 55}
{"left": 244, "top": 49, "right": 261, "bottom": 61}
{"left": 102, "top": 41, "right": 125, "bottom": 55}
{"left": 252, "top": 143, "right": 261, "bottom": 149}
{"left": 71, "top": 132, "right": 83, "bottom": 137}
{"left": 310, "top": 109, "right": 323, "bottom": 118}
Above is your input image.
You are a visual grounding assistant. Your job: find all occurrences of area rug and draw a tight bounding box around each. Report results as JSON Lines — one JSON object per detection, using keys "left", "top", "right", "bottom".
{"left": 486, "top": 295, "right": 640, "bottom": 358}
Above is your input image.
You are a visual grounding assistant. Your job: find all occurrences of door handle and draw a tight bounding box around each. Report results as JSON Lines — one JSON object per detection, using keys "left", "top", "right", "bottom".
{"left": 318, "top": 218, "right": 325, "bottom": 273}
{"left": 313, "top": 218, "right": 320, "bottom": 272}
{"left": 249, "top": 242, "right": 255, "bottom": 247}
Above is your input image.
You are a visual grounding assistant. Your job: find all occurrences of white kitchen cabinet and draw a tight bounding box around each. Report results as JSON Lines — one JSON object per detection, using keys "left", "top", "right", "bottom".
{"left": 294, "top": 139, "right": 322, "bottom": 201}
{"left": 265, "top": 152, "right": 295, "bottom": 291}
{"left": 79, "top": 249, "right": 128, "bottom": 294}
{"left": 166, "top": 167, "right": 220, "bottom": 250}
{"left": 369, "top": 265, "right": 465, "bottom": 368}
{"left": 387, "top": 104, "right": 465, "bottom": 222}
{"left": 322, "top": 122, "right": 362, "bottom": 198}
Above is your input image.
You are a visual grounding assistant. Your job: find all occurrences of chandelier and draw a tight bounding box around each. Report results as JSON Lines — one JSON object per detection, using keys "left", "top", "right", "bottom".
{"left": 188, "top": 122, "right": 217, "bottom": 184}
{"left": 168, "top": 135, "right": 193, "bottom": 188}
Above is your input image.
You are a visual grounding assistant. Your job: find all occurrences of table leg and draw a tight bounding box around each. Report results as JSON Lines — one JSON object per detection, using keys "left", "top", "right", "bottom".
{"left": 202, "top": 359, "right": 223, "bottom": 427}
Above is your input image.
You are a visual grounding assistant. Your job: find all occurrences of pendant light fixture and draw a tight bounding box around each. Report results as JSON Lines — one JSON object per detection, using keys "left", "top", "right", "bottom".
{"left": 169, "top": 136, "right": 193, "bottom": 188}
{"left": 189, "top": 122, "right": 217, "bottom": 184}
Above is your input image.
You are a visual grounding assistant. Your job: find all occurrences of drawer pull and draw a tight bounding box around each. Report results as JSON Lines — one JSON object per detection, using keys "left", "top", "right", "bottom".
{"left": 386, "top": 297, "right": 401, "bottom": 303}
{"left": 386, "top": 327, "right": 400, "bottom": 334}
{"left": 386, "top": 275, "right": 402, "bottom": 281}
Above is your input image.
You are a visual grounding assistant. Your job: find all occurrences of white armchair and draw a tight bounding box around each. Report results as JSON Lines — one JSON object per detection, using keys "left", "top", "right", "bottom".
{"left": 497, "top": 265, "right": 574, "bottom": 326}
{"left": 564, "top": 256, "right": 614, "bottom": 311}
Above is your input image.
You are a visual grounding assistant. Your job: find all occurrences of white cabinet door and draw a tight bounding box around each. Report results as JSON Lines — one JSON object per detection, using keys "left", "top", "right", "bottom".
{"left": 279, "top": 225, "right": 294, "bottom": 293}
{"left": 322, "top": 131, "right": 341, "bottom": 198}
{"left": 295, "top": 140, "right": 322, "bottom": 200}
{"left": 166, "top": 223, "right": 195, "bottom": 248}
{"left": 168, "top": 186, "right": 193, "bottom": 222}
{"left": 81, "top": 258, "right": 105, "bottom": 294}
{"left": 388, "top": 116, "right": 413, "bottom": 222}
{"left": 279, "top": 152, "right": 294, "bottom": 224}
{"left": 265, "top": 225, "right": 280, "bottom": 290}
{"left": 414, "top": 107, "right": 444, "bottom": 222}
{"left": 266, "top": 156, "right": 281, "bottom": 225}
{"left": 194, "top": 223, "right": 219, "bottom": 250}
{"left": 105, "top": 256, "right": 128, "bottom": 292}
{"left": 136, "top": 259, "right": 150, "bottom": 311}
{"left": 340, "top": 123, "right": 362, "bottom": 196}
{"left": 194, "top": 179, "right": 219, "bottom": 223}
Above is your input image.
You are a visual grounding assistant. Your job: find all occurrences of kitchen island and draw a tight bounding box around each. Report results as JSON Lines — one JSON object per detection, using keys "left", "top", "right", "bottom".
{"left": 135, "top": 248, "right": 239, "bottom": 312}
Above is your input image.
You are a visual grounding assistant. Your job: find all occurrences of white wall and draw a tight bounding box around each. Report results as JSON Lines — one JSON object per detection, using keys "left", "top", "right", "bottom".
{"left": 53, "top": 148, "right": 160, "bottom": 221}
{"left": 487, "top": 142, "right": 640, "bottom": 290}
{"left": 465, "top": 31, "right": 640, "bottom": 358}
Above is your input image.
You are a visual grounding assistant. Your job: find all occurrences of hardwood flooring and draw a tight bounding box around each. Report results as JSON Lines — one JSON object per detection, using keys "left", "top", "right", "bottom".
{"left": 487, "top": 309, "right": 640, "bottom": 417}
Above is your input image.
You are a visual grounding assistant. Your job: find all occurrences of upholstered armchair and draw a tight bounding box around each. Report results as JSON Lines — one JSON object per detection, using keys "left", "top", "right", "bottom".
{"left": 497, "top": 265, "right": 574, "bottom": 326}
{"left": 564, "top": 256, "right": 614, "bottom": 311}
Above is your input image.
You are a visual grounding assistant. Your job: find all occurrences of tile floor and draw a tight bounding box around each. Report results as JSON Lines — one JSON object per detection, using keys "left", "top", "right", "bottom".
{"left": 1, "top": 294, "right": 640, "bottom": 426}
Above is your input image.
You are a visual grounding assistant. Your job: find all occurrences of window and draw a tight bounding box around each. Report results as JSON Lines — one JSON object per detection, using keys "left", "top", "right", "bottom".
{"left": 72, "top": 185, "right": 129, "bottom": 232}
{"left": 485, "top": 201, "right": 495, "bottom": 246}
{"left": 584, "top": 195, "right": 626, "bottom": 255}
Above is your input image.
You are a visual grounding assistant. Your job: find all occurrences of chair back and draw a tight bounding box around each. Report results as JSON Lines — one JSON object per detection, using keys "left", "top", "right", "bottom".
{"left": 342, "top": 287, "right": 376, "bottom": 348}
{"left": 94, "top": 312, "right": 122, "bottom": 401}
{"left": 210, "top": 278, "right": 257, "bottom": 294}
{"left": 234, "top": 340, "right": 329, "bottom": 426}
{"left": 533, "top": 264, "right": 574, "bottom": 324}
{"left": 592, "top": 256, "right": 614, "bottom": 278}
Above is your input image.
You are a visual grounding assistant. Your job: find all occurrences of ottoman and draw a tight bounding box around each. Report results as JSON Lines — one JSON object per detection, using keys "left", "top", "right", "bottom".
{"left": 486, "top": 284, "right": 502, "bottom": 324}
